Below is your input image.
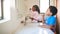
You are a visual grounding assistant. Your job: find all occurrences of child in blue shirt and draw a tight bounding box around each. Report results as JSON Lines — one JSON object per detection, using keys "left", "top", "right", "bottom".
{"left": 45, "top": 6, "right": 58, "bottom": 33}
{"left": 45, "top": 16, "right": 56, "bottom": 26}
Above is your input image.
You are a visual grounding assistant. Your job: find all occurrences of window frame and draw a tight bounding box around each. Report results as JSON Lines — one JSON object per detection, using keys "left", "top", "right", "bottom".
{"left": 0, "top": 0, "right": 11, "bottom": 23}
{"left": 0, "top": 0, "right": 3, "bottom": 20}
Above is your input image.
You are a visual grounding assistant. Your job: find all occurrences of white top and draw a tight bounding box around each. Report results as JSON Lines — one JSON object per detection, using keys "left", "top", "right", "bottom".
{"left": 30, "top": 11, "right": 43, "bottom": 23}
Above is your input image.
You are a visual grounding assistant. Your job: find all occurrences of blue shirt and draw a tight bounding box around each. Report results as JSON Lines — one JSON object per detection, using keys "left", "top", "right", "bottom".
{"left": 45, "top": 16, "right": 56, "bottom": 26}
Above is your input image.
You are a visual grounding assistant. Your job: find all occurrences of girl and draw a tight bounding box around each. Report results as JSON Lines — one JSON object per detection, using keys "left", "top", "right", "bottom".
{"left": 29, "top": 5, "right": 44, "bottom": 23}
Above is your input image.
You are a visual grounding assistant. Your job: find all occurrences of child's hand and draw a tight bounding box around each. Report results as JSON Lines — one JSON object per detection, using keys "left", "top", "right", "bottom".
{"left": 29, "top": 17, "right": 34, "bottom": 20}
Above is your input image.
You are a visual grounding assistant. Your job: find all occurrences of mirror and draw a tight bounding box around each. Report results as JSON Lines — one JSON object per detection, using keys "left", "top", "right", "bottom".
{"left": 15, "top": 0, "right": 57, "bottom": 34}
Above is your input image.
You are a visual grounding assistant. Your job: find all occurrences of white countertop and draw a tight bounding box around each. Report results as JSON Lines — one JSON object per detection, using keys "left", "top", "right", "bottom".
{"left": 15, "top": 23, "right": 54, "bottom": 34}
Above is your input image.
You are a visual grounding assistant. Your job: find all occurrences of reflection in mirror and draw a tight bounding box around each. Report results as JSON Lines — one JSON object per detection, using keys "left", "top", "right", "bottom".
{"left": 15, "top": 0, "right": 57, "bottom": 34}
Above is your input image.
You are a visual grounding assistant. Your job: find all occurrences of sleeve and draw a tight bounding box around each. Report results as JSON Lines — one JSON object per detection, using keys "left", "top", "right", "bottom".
{"left": 48, "top": 17, "right": 56, "bottom": 26}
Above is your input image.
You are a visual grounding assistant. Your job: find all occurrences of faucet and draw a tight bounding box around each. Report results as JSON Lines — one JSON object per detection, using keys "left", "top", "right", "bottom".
{"left": 24, "top": 16, "right": 28, "bottom": 25}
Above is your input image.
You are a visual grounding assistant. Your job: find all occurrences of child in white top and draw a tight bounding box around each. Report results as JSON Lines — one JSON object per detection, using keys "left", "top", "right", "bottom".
{"left": 29, "top": 5, "right": 44, "bottom": 23}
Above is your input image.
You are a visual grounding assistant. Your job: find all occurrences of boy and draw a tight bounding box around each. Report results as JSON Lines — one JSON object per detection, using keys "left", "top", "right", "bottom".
{"left": 45, "top": 6, "right": 58, "bottom": 33}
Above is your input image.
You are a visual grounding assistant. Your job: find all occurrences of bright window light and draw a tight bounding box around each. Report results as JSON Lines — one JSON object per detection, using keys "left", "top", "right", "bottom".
{"left": 0, "top": 0, "right": 11, "bottom": 23}
{"left": 40, "top": 0, "right": 49, "bottom": 13}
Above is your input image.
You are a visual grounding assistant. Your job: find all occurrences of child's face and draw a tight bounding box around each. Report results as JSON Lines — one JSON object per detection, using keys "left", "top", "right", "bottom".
{"left": 46, "top": 8, "right": 52, "bottom": 16}
{"left": 32, "top": 7, "right": 36, "bottom": 11}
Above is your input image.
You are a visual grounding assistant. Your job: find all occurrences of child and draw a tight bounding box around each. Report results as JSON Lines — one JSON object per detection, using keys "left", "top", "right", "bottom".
{"left": 29, "top": 5, "right": 44, "bottom": 23}
{"left": 45, "top": 6, "right": 58, "bottom": 33}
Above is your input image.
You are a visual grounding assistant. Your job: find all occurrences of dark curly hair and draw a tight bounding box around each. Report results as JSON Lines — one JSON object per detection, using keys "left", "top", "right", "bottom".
{"left": 49, "top": 6, "right": 58, "bottom": 16}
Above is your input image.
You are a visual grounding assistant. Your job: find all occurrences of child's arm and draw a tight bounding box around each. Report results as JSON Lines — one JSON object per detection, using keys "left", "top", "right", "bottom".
{"left": 29, "top": 17, "right": 34, "bottom": 20}
{"left": 49, "top": 17, "right": 56, "bottom": 32}
{"left": 29, "top": 16, "right": 43, "bottom": 22}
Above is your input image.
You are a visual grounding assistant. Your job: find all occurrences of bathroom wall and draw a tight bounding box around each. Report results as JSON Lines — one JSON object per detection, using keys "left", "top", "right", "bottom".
{"left": 24, "top": 0, "right": 39, "bottom": 14}
{"left": 57, "top": 0, "right": 60, "bottom": 23}
{"left": 15, "top": 0, "right": 40, "bottom": 21}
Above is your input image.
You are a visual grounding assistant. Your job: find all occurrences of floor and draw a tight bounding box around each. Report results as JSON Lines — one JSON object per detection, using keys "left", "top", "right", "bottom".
{"left": 14, "top": 23, "right": 54, "bottom": 34}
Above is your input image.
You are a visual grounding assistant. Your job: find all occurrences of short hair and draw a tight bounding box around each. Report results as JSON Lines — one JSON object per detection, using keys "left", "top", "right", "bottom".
{"left": 49, "top": 6, "right": 58, "bottom": 16}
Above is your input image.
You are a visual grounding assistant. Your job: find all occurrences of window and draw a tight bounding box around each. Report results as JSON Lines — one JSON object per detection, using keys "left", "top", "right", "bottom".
{"left": 0, "top": 0, "right": 10, "bottom": 23}
{"left": 0, "top": 0, "right": 3, "bottom": 20}
{"left": 40, "top": 0, "right": 50, "bottom": 13}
